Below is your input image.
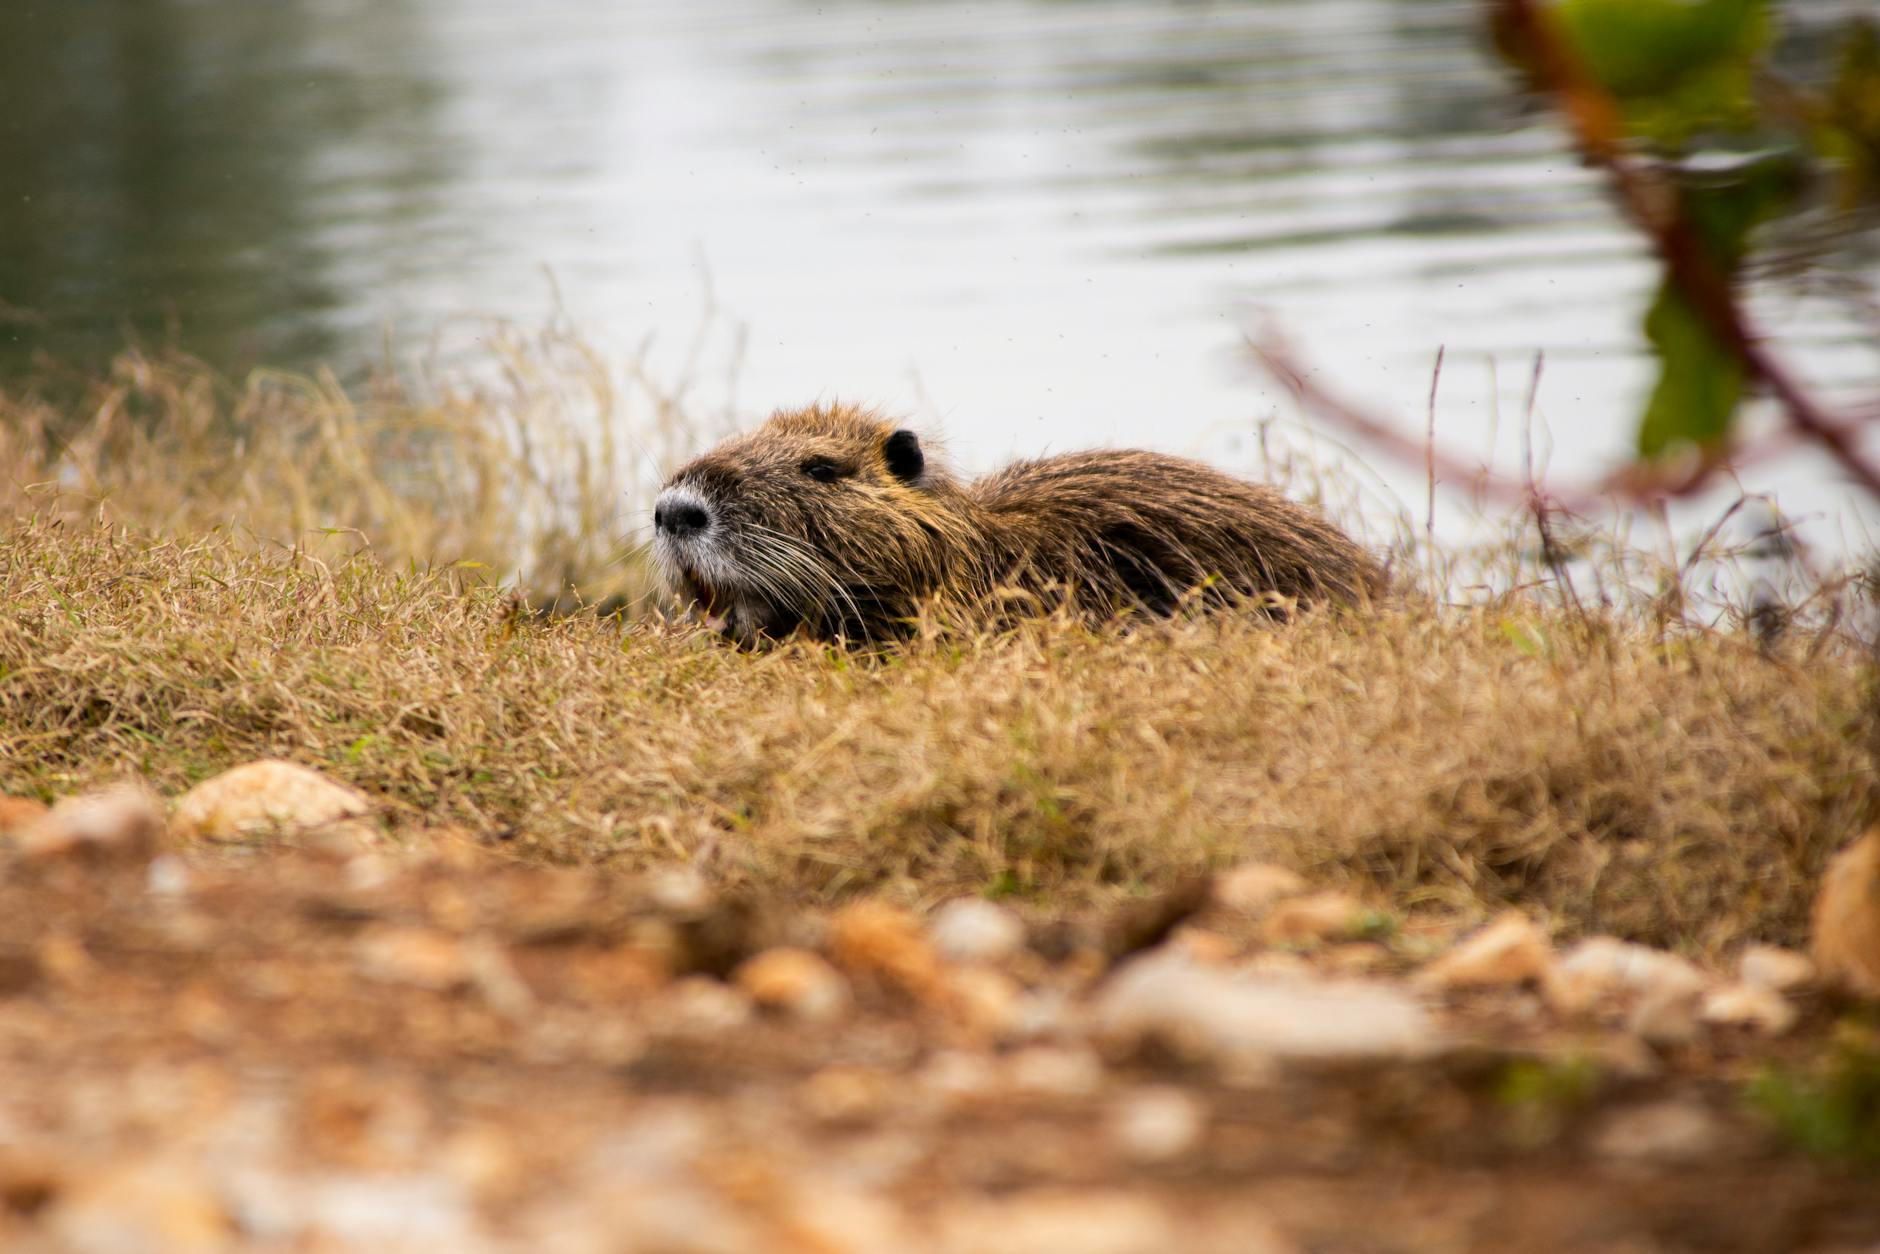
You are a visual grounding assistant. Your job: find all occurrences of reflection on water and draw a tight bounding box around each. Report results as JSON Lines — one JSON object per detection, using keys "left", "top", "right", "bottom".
{"left": 0, "top": 0, "right": 449, "bottom": 369}
{"left": 2, "top": 0, "right": 1875, "bottom": 542}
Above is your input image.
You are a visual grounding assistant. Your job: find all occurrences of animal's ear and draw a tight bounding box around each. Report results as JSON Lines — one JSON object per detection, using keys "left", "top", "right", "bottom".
{"left": 883, "top": 429, "right": 924, "bottom": 483}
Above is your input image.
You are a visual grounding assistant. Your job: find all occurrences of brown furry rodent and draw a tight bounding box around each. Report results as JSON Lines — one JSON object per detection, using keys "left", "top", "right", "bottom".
{"left": 652, "top": 402, "right": 1378, "bottom": 644}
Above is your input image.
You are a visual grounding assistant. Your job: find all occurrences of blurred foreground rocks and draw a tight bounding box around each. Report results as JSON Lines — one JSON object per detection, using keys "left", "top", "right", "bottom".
{"left": 0, "top": 784, "right": 1875, "bottom": 1251}
{"left": 13, "top": 786, "right": 164, "bottom": 862}
{"left": 1812, "top": 828, "right": 1880, "bottom": 998}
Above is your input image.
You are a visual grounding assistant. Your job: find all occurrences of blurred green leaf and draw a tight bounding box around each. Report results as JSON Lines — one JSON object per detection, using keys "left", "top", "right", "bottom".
{"left": 1637, "top": 283, "right": 1743, "bottom": 457}
{"left": 1682, "top": 154, "right": 1796, "bottom": 263}
{"left": 1556, "top": 0, "right": 1769, "bottom": 142}
{"left": 1635, "top": 162, "right": 1795, "bottom": 458}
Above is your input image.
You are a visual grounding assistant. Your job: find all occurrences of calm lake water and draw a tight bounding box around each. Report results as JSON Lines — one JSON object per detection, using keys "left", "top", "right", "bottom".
{"left": 4, "top": 0, "right": 1876, "bottom": 552}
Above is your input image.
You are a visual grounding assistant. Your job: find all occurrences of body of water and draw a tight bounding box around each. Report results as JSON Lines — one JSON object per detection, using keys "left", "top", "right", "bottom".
{"left": 3, "top": 0, "right": 1876, "bottom": 551}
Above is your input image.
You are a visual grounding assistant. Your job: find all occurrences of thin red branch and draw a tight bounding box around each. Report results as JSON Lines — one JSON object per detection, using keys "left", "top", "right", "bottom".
{"left": 1494, "top": 0, "right": 1880, "bottom": 500}
{"left": 1248, "top": 324, "right": 1797, "bottom": 518}
{"left": 1246, "top": 331, "right": 1598, "bottom": 514}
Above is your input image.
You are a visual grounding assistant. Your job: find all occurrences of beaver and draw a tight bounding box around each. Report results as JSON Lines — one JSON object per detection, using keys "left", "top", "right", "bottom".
{"left": 651, "top": 402, "right": 1377, "bottom": 644}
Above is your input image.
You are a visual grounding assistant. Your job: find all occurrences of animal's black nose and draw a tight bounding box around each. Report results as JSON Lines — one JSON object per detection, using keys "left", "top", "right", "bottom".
{"left": 654, "top": 499, "right": 710, "bottom": 537}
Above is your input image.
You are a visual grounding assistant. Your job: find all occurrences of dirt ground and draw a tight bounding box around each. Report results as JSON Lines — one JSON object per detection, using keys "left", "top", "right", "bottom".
{"left": 0, "top": 838, "right": 1875, "bottom": 1254}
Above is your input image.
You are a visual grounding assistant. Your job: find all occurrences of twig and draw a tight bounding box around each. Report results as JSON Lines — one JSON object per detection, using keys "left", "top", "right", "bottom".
{"left": 1425, "top": 346, "right": 1444, "bottom": 578}
{"left": 1248, "top": 330, "right": 1600, "bottom": 512}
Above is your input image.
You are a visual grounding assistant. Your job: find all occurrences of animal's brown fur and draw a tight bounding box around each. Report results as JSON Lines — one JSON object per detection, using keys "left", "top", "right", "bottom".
{"left": 652, "top": 403, "right": 1379, "bottom": 643}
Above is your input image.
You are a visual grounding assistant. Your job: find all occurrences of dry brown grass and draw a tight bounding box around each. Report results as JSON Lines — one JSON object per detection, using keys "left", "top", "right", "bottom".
{"left": 0, "top": 327, "right": 727, "bottom": 610}
{"left": 5, "top": 342, "right": 1877, "bottom": 950}
{"left": 1, "top": 503, "right": 1872, "bottom": 951}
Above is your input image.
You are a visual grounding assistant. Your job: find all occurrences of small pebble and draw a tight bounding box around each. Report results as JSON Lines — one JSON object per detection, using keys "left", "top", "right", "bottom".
{"left": 938, "top": 1189, "right": 1175, "bottom": 1254}
{"left": 1629, "top": 985, "right": 1704, "bottom": 1049}
{"left": 0, "top": 794, "right": 49, "bottom": 836}
{"left": 735, "top": 947, "right": 850, "bottom": 1022}
{"left": 828, "top": 901, "right": 948, "bottom": 1004}
{"left": 1416, "top": 911, "right": 1554, "bottom": 990}
{"left": 1550, "top": 937, "right": 1709, "bottom": 1017}
{"left": 355, "top": 926, "right": 470, "bottom": 990}
{"left": 1096, "top": 952, "right": 1437, "bottom": 1064}
{"left": 1108, "top": 1086, "right": 1205, "bottom": 1163}
{"left": 43, "top": 1159, "right": 230, "bottom": 1253}
{"left": 16, "top": 786, "right": 164, "bottom": 862}
{"left": 951, "top": 966, "right": 1022, "bottom": 1037}
{"left": 1591, "top": 1100, "right": 1723, "bottom": 1164}
{"left": 929, "top": 898, "right": 1026, "bottom": 965}
{"left": 145, "top": 854, "right": 192, "bottom": 897}
{"left": 1700, "top": 982, "right": 1798, "bottom": 1036}
{"left": 1005, "top": 1045, "right": 1104, "bottom": 1098}
{"left": 921, "top": 1049, "right": 1000, "bottom": 1099}
{"left": 1737, "top": 944, "right": 1814, "bottom": 993}
{"left": 1213, "top": 862, "right": 1308, "bottom": 914}
{"left": 662, "top": 976, "right": 754, "bottom": 1032}
{"left": 170, "top": 759, "right": 375, "bottom": 845}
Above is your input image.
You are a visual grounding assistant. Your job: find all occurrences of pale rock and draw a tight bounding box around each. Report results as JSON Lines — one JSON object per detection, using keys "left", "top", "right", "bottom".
{"left": 345, "top": 853, "right": 396, "bottom": 891}
{"left": 783, "top": 1186, "right": 917, "bottom": 1254}
{"left": 1591, "top": 1100, "right": 1723, "bottom": 1164}
{"left": 951, "top": 966, "right": 1023, "bottom": 1037}
{"left": 1259, "top": 892, "right": 1370, "bottom": 945}
{"left": 734, "top": 947, "right": 851, "bottom": 1022}
{"left": 661, "top": 976, "right": 755, "bottom": 1032}
{"left": 929, "top": 898, "right": 1026, "bottom": 965}
{"left": 38, "top": 931, "right": 98, "bottom": 986}
{"left": 1811, "top": 829, "right": 1880, "bottom": 999}
{"left": 0, "top": 794, "right": 49, "bottom": 835}
{"left": 1549, "top": 937, "right": 1710, "bottom": 1016}
{"left": 1005, "top": 986, "right": 1080, "bottom": 1042}
{"left": 462, "top": 939, "right": 535, "bottom": 1018}
{"left": 355, "top": 926, "right": 470, "bottom": 990}
{"left": 439, "top": 1124, "right": 526, "bottom": 1203}
{"left": 1701, "top": 982, "right": 1798, "bottom": 1035}
{"left": 1214, "top": 863, "right": 1308, "bottom": 914}
{"left": 219, "top": 1166, "right": 486, "bottom": 1250}
{"left": 522, "top": 1107, "right": 756, "bottom": 1254}
{"left": 921, "top": 1049, "right": 1000, "bottom": 1099}
{"left": 1737, "top": 944, "right": 1815, "bottom": 993}
{"left": 1416, "top": 911, "right": 1555, "bottom": 991}
{"left": 1629, "top": 985, "right": 1703, "bottom": 1049}
{"left": 801, "top": 1065, "right": 892, "bottom": 1122}
{"left": 1005, "top": 1045, "right": 1104, "bottom": 1098}
{"left": 170, "top": 759, "right": 375, "bottom": 845}
{"left": 145, "top": 854, "right": 192, "bottom": 896}
{"left": 1107, "top": 1086, "right": 1206, "bottom": 1163}
{"left": 16, "top": 785, "right": 164, "bottom": 862}
{"left": 1095, "top": 952, "right": 1437, "bottom": 1064}
{"left": 1170, "top": 927, "right": 1237, "bottom": 965}
{"left": 646, "top": 866, "right": 714, "bottom": 914}
{"left": 938, "top": 1189, "right": 1174, "bottom": 1254}
{"left": 828, "top": 900, "right": 948, "bottom": 1003}
{"left": 1593, "top": 1031, "right": 1665, "bottom": 1080}
{"left": 44, "top": 1158, "right": 231, "bottom": 1253}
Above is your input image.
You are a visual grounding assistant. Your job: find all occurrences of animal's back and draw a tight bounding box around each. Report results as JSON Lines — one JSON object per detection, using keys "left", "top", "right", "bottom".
{"left": 969, "top": 448, "right": 1375, "bottom": 613}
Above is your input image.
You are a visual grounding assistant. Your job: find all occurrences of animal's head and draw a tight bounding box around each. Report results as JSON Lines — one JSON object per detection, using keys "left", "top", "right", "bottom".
{"left": 652, "top": 403, "right": 970, "bottom": 644}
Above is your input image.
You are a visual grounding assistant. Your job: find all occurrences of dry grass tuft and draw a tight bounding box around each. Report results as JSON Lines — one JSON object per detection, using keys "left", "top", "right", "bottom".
{"left": 2, "top": 512, "right": 1871, "bottom": 951}
{"left": 0, "top": 326, "right": 727, "bottom": 609}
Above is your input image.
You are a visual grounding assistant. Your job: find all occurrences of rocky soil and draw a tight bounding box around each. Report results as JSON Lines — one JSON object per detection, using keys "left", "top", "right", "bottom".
{"left": 1, "top": 771, "right": 1877, "bottom": 1253}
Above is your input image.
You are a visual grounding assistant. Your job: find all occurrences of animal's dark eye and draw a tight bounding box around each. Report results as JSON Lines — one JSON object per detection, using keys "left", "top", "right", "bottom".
{"left": 800, "top": 457, "right": 845, "bottom": 483}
